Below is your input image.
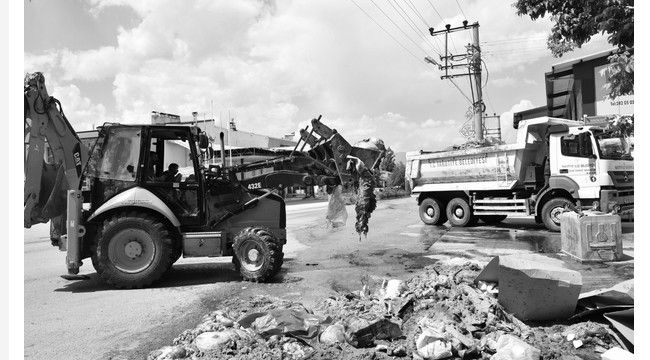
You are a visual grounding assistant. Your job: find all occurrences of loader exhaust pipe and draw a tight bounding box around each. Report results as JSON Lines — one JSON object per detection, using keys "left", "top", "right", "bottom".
{"left": 219, "top": 132, "right": 226, "bottom": 167}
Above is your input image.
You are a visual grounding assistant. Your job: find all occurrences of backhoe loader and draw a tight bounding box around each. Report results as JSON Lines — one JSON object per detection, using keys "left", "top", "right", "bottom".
{"left": 24, "top": 72, "right": 384, "bottom": 288}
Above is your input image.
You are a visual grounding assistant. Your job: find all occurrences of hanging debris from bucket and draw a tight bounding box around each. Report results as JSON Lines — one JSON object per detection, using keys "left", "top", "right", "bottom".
{"left": 350, "top": 138, "right": 384, "bottom": 237}
{"left": 354, "top": 168, "right": 376, "bottom": 237}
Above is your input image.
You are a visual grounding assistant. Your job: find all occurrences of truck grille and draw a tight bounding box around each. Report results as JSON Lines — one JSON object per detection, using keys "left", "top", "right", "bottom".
{"left": 608, "top": 171, "right": 634, "bottom": 188}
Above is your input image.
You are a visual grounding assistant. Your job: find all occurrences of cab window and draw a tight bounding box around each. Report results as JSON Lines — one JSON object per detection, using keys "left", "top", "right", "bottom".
{"left": 561, "top": 133, "right": 594, "bottom": 158}
{"left": 94, "top": 127, "right": 141, "bottom": 181}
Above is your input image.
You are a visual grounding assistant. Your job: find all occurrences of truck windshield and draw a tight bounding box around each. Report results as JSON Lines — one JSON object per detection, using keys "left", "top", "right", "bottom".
{"left": 593, "top": 131, "right": 633, "bottom": 160}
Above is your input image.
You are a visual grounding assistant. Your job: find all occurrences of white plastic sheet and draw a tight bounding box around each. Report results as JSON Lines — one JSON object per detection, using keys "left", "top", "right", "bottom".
{"left": 325, "top": 185, "right": 348, "bottom": 228}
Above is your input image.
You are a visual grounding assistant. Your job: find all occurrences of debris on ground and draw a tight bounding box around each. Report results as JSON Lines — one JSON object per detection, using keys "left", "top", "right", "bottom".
{"left": 601, "top": 346, "right": 634, "bottom": 360}
{"left": 148, "top": 260, "right": 627, "bottom": 360}
{"left": 572, "top": 279, "right": 634, "bottom": 351}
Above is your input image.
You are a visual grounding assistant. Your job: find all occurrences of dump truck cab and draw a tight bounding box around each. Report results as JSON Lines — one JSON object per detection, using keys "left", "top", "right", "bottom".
{"left": 548, "top": 124, "right": 634, "bottom": 216}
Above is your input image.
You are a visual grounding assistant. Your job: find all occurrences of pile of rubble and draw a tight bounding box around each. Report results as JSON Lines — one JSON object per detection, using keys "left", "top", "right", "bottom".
{"left": 148, "top": 260, "right": 630, "bottom": 360}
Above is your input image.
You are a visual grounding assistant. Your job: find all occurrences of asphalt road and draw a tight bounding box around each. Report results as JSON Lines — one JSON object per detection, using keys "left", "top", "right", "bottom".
{"left": 24, "top": 197, "right": 634, "bottom": 359}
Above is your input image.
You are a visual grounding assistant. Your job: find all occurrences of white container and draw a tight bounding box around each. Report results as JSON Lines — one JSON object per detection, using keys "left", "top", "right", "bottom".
{"left": 560, "top": 211, "right": 623, "bottom": 262}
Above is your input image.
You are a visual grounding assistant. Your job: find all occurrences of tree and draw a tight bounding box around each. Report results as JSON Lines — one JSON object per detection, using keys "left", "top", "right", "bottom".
{"left": 386, "top": 162, "right": 406, "bottom": 189}
{"left": 513, "top": 0, "right": 633, "bottom": 99}
{"left": 379, "top": 147, "right": 396, "bottom": 172}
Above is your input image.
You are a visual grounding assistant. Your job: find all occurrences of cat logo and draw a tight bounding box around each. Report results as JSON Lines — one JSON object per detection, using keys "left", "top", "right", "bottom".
{"left": 73, "top": 143, "right": 83, "bottom": 177}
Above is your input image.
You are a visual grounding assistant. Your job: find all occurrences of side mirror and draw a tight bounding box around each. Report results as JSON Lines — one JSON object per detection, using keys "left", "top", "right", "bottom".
{"left": 198, "top": 133, "right": 209, "bottom": 149}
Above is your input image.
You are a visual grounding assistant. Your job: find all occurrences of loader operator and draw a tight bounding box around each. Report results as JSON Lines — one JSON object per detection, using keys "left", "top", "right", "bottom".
{"left": 158, "top": 163, "right": 182, "bottom": 182}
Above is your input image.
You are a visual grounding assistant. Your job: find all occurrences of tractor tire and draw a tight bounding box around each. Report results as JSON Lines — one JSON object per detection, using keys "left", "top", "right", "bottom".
{"left": 479, "top": 215, "right": 507, "bottom": 225}
{"left": 91, "top": 211, "right": 174, "bottom": 289}
{"left": 419, "top": 197, "right": 447, "bottom": 225}
{"left": 232, "top": 227, "right": 283, "bottom": 282}
{"left": 541, "top": 197, "right": 573, "bottom": 232}
{"left": 446, "top": 197, "right": 475, "bottom": 227}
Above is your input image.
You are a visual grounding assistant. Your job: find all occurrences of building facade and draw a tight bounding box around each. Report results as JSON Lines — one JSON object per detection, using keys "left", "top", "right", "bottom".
{"left": 515, "top": 48, "right": 634, "bottom": 126}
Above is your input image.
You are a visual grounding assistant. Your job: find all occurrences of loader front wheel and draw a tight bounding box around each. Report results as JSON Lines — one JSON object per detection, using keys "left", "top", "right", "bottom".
{"left": 91, "top": 212, "right": 174, "bottom": 289}
{"left": 232, "top": 227, "right": 282, "bottom": 282}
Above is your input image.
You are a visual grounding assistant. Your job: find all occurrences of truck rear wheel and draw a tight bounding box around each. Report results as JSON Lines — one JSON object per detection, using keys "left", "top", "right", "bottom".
{"left": 446, "top": 197, "right": 475, "bottom": 227}
{"left": 479, "top": 215, "right": 507, "bottom": 224}
{"left": 419, "top": 198, "right": 447, "bottom": 225}
{"left": 91, "top": 211, "right": 175, "bottom": 289}
{"left": 541, "top": 197, "right": 573, "bottom": 232}
{"left": 232, "top": 227, "right": 282, "bottom": 282}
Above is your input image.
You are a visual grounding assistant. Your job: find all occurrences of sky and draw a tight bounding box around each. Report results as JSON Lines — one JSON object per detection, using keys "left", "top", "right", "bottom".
{"left": 24, "top": 0, "right": 613, "bottom": 153}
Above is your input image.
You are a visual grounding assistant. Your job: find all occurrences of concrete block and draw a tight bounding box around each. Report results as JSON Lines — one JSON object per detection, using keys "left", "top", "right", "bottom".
{"left": 560, "top": 211, "right": 623, "bottom": 262}
{"left": 475, "top": 254, "right": 582, "bottom": 321}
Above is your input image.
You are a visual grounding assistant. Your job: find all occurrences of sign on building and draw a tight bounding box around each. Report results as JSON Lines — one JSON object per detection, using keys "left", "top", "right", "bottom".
{"left": 594, "top": 64, "right": 634, "bottom": 116}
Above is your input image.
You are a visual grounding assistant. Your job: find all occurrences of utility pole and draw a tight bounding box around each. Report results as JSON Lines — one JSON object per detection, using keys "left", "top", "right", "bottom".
{"left": 428, "top": 21, "right": 485, "bottom": 142}
{"left": 471, "top": 24, "right": 483, "bottom": 141}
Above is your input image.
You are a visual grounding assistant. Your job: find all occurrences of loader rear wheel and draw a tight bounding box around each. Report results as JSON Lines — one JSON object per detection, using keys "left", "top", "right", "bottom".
{"left": 91, "top": 212, "right": 174, "bottom": 289}
{"left": 479, "top": 215, "right": 507, "bottom": 225}
{"left": 446, "top": 197, "right": 475, "bottom": 227}
{"left": 232, "top": 227, "right": 282, "bottom": 282}
{"left": 419, "top": 198, "right": 447, "bottom": 225}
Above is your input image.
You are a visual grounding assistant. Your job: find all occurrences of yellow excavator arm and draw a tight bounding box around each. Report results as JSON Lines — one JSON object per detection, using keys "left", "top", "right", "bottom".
{"left": 24, "top": 72, "right": 89, "bottom": 230}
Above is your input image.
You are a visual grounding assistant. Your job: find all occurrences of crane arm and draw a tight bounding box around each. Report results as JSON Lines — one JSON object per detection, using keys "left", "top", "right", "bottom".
{"left": 24, "top": 72, "right": 89, "bottom": 228}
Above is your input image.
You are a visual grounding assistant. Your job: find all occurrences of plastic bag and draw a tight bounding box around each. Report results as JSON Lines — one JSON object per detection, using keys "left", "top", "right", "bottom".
{"left": 325, "top": 185, "right": 348, "bottom": 228}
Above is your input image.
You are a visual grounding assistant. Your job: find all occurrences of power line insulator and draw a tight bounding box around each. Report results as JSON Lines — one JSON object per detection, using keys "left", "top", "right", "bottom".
{"left": 429, "top": 27, "right": 434, "bottom": 36}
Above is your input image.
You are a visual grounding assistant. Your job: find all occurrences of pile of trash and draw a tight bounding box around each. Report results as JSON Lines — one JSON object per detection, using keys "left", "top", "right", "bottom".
{"left": 148, "top": 260, "right": 631, "bottom": 360}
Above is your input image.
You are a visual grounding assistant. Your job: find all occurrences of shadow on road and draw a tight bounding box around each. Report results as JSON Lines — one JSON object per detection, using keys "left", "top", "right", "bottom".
{"left": 54, "top": 262, "right": 243, "bottom": 293}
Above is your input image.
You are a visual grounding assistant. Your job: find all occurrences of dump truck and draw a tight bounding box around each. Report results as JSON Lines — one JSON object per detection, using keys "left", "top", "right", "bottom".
{"left": 406, "top": 117, "right": 633, "bottom": 231}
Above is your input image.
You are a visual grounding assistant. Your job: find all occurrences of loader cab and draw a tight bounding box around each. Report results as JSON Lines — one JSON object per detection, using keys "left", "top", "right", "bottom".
{"left": 86, "top": 125, "right": 207, "bottom": 228}
{"left": 141, "top": 126, "right": 206, "bottom": 227}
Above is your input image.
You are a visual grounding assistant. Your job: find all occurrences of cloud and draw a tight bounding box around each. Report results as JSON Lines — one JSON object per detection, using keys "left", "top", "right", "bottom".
{"left": 500, "top": 99, "right": 535, "bottom": 143}
{"left": 490, "top": 76, "right": 537, "bottom": 88}
{"left": 25, "top": 0, "right": 615, "bottom": 153}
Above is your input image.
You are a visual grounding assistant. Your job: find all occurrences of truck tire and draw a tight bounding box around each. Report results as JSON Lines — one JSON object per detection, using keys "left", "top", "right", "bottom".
{"left": 91, "top": 211, "right": 175, "bottom": 289}
{"left": 419, "top": 198, "right": 447, "bottom": 225}
{"left": 232, "top": 227, "right": 283, "bottom": 282}
{"left": 479, "top": 215, "right": 507, "bottom": 225}
{"left": 446, "top": 197, "right": 475, "bottom": 227}
{"left": 541, "top": 197, "right": 573, "bottom": 232}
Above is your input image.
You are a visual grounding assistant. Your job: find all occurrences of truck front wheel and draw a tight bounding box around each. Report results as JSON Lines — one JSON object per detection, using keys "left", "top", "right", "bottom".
{"left": 446, "top": 197, "right": 475, "bottom": 227}
{"left": 419, "top": 198, "right": 447, "bottom": 225}
{"left": 541, "top": 198, "right": 573, "bottom": 232}
{"left": 91, "top": 212, "right": 175, "bottom": 289}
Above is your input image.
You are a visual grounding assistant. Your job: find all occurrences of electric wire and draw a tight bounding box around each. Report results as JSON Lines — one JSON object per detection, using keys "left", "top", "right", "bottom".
{"left": 367, "top": 0, "right": 430, "bottom": 56}
{"left": 454, "top": 0, "right": 468, "bottom": 20}
{"left": 349, "top": 0, "right": 424, "bottom": 62}
{"left": 424, "top": 0, "right": 458, "bottom": 53}
{"left": 387, "top": 0, "right": 440, "bottom": 56}
{"left": 401, "top": 0, "right": 445, "bottom": 53}
{"left": 349, "top": 0, "right": 475, "bottom": 108}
